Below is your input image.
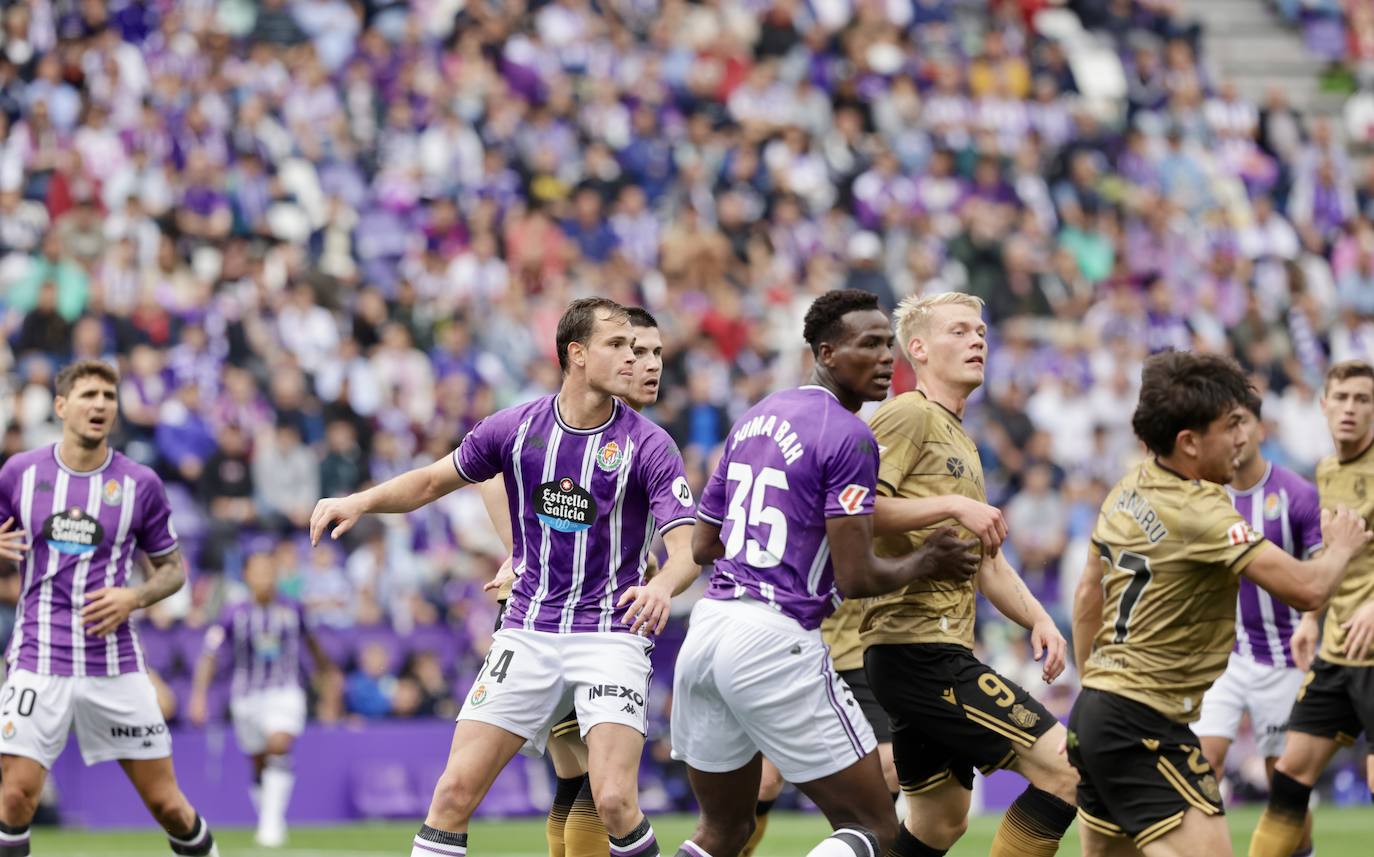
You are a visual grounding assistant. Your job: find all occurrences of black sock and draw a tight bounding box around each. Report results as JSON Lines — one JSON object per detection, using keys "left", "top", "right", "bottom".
{"left": 1268, "top": 771, "right": 1313, "bottom": 819}
{"left": 167, "top": 813, "right": 215, "bottom": 856}
{"left": 889, "top": 824, "right": 946, "bottom": 857}
{"left": 609, "top": 815, "right": 658, "bottom": 857}
{"left": 555, "top": 774, "right": 586, "bottom": 810}
{"left": 755, "top": 799, "right": 775, "bottom": 817}
{"left": 1008, "top": 785, "right": 1076, "bottom": 838}
{"left": 0, "top": 820, "right": 30, "bottom": 857}
{"left": 415, "top": 824, "right": 468, "bottom": 855}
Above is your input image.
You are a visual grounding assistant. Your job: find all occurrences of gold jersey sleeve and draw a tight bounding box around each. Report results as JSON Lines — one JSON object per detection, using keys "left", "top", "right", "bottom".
{"left": 821, "top": 599, "right": 865, "bottom": 672}
{"left": 1315, "top": 444, "right": 1374, "bottom": 666}
{"left": 859, "top": 392, "right": 986, "bottom": 650}
{"left": 1082, "top": 460, "right": 1267, "bottom": 723}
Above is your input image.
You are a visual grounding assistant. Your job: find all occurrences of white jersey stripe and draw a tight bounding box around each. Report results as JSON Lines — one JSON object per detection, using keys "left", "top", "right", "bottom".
{"left": 69, "top": 475, "right": 103, "bottom": 677}
{"left": 600, "top": 438, "right": 635, "bottom": 632}
{"left": 105, "top": 476, "right": 136, "bottom": 675}
{"left": 806, "top": 537, "right": 831, "bottom": 596}
{"left": 509, "top": 418, "right": 532, "bottom": 575}
{"left": 525, "top": 425, "right": 563, "bottom": 630}
{"left": 560, "top": 432, "right": 600, "bottom": 633}
{"left": 38, "top": 471, "right": 70, "bottom": 675}
{"left": 8, "top": 465, "right": 36, "bottom": 669}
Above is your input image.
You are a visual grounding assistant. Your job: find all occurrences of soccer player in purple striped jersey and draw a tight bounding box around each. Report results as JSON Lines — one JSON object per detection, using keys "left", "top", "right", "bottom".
{"left": 1195, "top": 392, "right": 1321, "bottom": 857}
{"left": 188, "top": 550, "right": 333, "bottom": 848}
{"left": 670, "top": 290, "right": 979, "bottom": 857}
{"left": 0, "top": 360, "right": 219, "bottom": 857}
{"left": 311, "top": 298, "right": 699, "bottom": 857}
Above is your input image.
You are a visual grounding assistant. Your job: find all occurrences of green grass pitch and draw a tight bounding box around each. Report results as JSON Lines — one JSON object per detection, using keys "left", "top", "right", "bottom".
{"left": 22, "top": 807, "right": 1373, "bottom": 855}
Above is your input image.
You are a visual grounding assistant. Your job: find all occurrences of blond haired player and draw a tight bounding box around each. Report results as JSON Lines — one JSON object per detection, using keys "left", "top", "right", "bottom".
{"left": 861, "top": 291, "right": 1077, "bottom": 857}
{"left": 1071, "top": 352, "right": 1368, "bottom": 857}
{"left": 1251, "top": 360, "right": 1374, "bottom": 857}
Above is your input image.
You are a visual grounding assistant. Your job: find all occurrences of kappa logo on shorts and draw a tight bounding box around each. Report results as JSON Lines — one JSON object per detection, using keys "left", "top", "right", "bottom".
{"left": 621, "top": 703, "right": 638, "bottom": 715}
{"left": 1009, "top": 704, "right": 1039, "bottom": 729}
{"left": 1, "top": 721, "right": 14, "bottom": 740}
{"left": 838, "top": 484, "right": 869, "bottom": 515}
{"left": 1142, "top": 738, "right": 1160, "bottom": 751}
{"left": 941, "top": 688, "right": 957, "bottom": 706}
{"left": 469, "top": 683, "right": 490, "bottom": 707}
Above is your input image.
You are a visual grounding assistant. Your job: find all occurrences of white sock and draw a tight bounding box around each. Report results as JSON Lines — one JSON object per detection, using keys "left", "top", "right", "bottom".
{"left": 250, "top": 784, "right": 262, "bottom": 814}
{"left": 259, "top": 764, "right": 295, "bottom": 837}
{"left": 804, "top": 828, "right": 878, "bottom": 857}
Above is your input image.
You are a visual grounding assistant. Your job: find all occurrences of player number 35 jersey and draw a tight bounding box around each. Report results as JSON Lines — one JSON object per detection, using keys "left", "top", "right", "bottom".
{"left": 1084, "top": 459, "right": 1267, "bottom": 722}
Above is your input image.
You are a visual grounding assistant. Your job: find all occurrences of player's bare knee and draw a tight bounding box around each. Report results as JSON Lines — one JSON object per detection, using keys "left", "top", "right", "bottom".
{"left": 705, "top": 814, "right": 755, "bottom": 856}
{"left": 144, "top": 788, "right": 192, "bottom": 830}
{"left": 1036, "top": 763, "right": 1079, "bottom": 804}
{"left": 590, "top": 780, "right": 638, "bottom": 833}
{"left": 0, "top": 783, "right": 38, "bottom": 826}
{"left": 431, "top": 770, "right": 482, "bottom": 824}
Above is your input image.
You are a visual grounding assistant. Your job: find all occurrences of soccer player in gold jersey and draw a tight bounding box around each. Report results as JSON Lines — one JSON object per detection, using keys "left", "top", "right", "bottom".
{"left": 479, "top": 308, "right": 664, "bottom": 857}
{"left": 1071, "top": 351, "right": 1368, "bottom": 857}
{"left": 861, "top": 292, "right": 1076, "bottom": 857}
{"left": 1251, "top": 360, "right": 1374, "bottom": 857}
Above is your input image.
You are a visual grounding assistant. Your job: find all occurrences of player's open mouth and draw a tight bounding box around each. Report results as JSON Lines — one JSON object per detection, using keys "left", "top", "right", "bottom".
{"left": 643, "top": 379, "right": 659, "bottom": 390}
{"left": 966, "top": 356, "right": 984, "bottom": 366}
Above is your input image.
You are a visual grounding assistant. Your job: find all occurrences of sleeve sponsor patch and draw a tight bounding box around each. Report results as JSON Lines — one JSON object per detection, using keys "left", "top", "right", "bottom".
{"left": 1227, "top": 521, "right": 1261, "bottom": 546}
{"left": 672, "top": 476, "right": 694, "bottom": 507}
{"left": 838, "top": 484, "right": 869, "bottom": 515}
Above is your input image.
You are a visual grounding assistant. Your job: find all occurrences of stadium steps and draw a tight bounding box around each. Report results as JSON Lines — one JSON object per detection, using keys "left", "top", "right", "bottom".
{"left": 1179, "top": 0, "right": 1347, "bottom": 118}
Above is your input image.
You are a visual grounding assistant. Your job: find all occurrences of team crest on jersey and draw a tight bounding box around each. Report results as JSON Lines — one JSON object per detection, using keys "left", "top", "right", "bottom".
{"left": 838, "top": 484, "right": 869, "bottom": 515}
{"left": 946, "top": 458, "right": 966, "bottom": 479}
{"left": 1, "top": 721, "right": 13, "bottom": 740}
{"left": 1226, "top": 521, "right": 1261, "bottom": 546}
{"left": 1263, "top": 492, "right": 1283, "bottom": 520}
{"left": 1009, "top": 704, "right": 1040, "bottom": 729}
{"left": 469, "top": 684, "right": 489, "bottom": 707}
{"left": 536, "top": 478, "right": 597, "bottom": 533}
{"left": 42, "top": 507, "right": 104, "bottom": 556}
{"left": 102, "top": 478, "right": 123, "bottom": 506}
{"left": 596, "top": 440, "right": 624, "bottom": 472}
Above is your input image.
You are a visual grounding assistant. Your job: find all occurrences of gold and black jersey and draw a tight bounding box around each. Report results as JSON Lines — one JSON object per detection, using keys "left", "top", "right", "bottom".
{"left": 1315, "top": 441, "right": 1374, "bottom": 667}
{"left": 1083, "top": 459, "right": 1267, "bottom": 723}
{"left": 859, "top": 391, "right": 986, "bottom": 650}
{"left": 821, "top": 599, "right": 865, "bottom": 672}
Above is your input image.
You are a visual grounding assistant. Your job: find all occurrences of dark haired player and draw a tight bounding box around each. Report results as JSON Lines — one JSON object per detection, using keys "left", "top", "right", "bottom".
{"left": 1251, "top": 360, "right": 1374, "bottom": 857}
{"left": 482, "top": 306, "right": 665, "bottom": 857}
{"left": 1193, "top": 393, "right": 1320, "bottom": 857}
{"left": 313, "top": 298, "right": 698, "bottom": 857}
{"left": 1072, "top": 351, "right": 1368, "bottom": 857}
{"left": 671, "top": 289, "right": 980, "bottom": 857}
{"left": 0, "top": 360, "right": 220, "bottom": 857}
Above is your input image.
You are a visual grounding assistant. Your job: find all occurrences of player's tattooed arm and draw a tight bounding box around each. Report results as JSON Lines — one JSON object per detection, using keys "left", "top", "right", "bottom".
{"left": 1071, "top": 550, "right": 1104, "bottom": 671}
{"left": 979, "top": 553, "right": 1067, "bottom": 682}
{"left": 873, "top": 495, "right": 1007, "bottom": 557}
{"left": 828, "top": 517, "right": 978, "bottom": 598}
{"left": 83, "top": 548, "right": 186, "bottom": 637}
{"left": 311, "top": 455, "right": 470, "bottom": 544}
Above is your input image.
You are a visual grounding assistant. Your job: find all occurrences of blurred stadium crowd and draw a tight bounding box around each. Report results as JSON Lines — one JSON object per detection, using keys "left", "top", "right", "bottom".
{"left": 0, "top": 0, "right": 1371, "bottom": 795}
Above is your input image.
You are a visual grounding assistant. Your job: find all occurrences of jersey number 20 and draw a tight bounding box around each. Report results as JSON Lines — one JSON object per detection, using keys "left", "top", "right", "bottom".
{"left": 724, "top": 463, "right": 789, "bottom": 568}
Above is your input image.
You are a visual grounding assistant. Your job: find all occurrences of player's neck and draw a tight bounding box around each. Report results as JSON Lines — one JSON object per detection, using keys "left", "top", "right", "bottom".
{"left": 57, "top": 435, "right": 110, "bottom": 473}
{"left": 1155, "top": 452, "right": 1203, "bottom": 482}
{"left": 916, "top": 379, "right": 969, "bottom": 420}
{"left": 1337, "top": 430, "right": 1374, "bottom": 462}
{"left": 555, "top": 381, "right": 616, "bottom": 429}
{"left": 806, "top": 370, "right": 862, "bottom": 412}
{"left": 1230, "top": 456, "right": 1268, "bottom": 492}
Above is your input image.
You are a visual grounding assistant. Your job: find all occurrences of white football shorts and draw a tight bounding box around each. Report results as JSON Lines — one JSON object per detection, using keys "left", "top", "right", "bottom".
{"left": 1195, "top": 652, "right": 1306, "bottom": 759}
{"left": 0, "top": 669, "right": 171, "bottom": 767}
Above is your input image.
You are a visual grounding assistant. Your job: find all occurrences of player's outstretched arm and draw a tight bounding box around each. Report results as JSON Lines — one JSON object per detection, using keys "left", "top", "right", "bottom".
{"left": 310, "top": 456, "right": 469, "bottom": 544}
{"left": 828, "top": 516, "right": 978, "bottom": 598}
{"left": 874, "top": 494, "right": 1007, "bottom": 556}
{"left": 1243, "top": 505, "right": 1371, "bottom": 612}
{"left": 83, "top": 548, "right": 187, "bottom": 637}
{"left": 978, "top": 552, "right": 1067, "bottom": 682}
{"left": 618, "top": 524, "right": 698, "bottom": 636}
{"left": 1071, "top": 551, "right": 1104, "bottom": 671}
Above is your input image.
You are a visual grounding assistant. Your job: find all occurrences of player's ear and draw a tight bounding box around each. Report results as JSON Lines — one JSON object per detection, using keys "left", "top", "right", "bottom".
{"left": 566, "top": 339, "right": 587, "bottom": 370}
{"left": 907, "top": 334, "right": 926, "bottom": 365}
{"left": 1174, "top": 428, "right": 1199, "bottom": 461}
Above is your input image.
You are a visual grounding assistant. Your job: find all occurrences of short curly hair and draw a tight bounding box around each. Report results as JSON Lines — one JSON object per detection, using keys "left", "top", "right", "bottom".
{"left": 802, "top": 289, "right": 882, "bottom": 356}
{"left": 1132, "top": 351, "right": 1253, "bottom": 457}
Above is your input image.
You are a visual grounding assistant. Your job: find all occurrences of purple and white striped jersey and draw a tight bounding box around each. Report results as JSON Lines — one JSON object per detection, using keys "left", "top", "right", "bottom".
{"left": 203, "top": 599, "right": 308, "bottom": 696}
{"left": 455, "top": 395, "right": 695, "bottom": 634}
{"left": 0, "top": 444, "right": 178, "bottom": 676}
{"left": 697, "top": 386, "right": 879, "bottom": 630}
{"left": 1228, "top": 462, "right": 1323, "bottom": 667}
